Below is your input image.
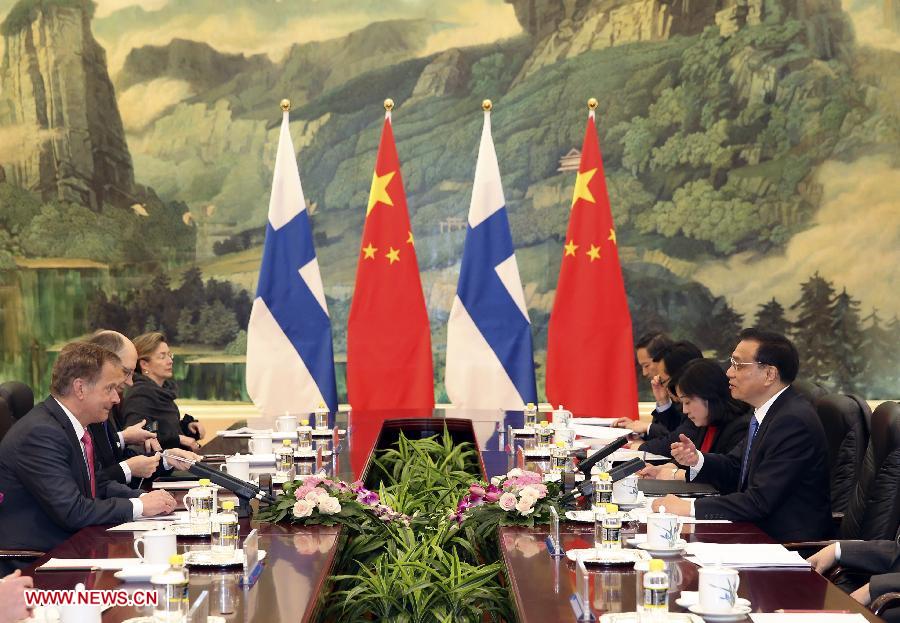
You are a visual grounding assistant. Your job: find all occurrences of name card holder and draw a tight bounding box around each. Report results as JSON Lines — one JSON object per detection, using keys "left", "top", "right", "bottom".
{"left": 569, "top": 559, "right": 595, "bottom": 621}
{"left": 241, "top": 529, "right": 263, "bottom": 587}
{"left": 546, "top": 506, "right": 565, "bottom": 558}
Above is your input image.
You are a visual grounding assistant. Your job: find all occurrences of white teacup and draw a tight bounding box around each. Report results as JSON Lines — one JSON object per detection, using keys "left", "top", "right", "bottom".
{"left": 275, "top": 414, "right": 299, "bottom": 432}
{"left": 699, "top": 566, "right": 740, "bottom": 613}
{"left": 220, "top": 454, "right": 251, "bottom": 481}
{"left": 133, "top": 530, "right": 177, "bottom": 565}
{"left": 58, "top": 584, "right": 101, "bottom": 623}
{"left": 613, "top": 474, "right": 639, "bottom": 504}
{"left": 248, "top": 434, "right": 273, "bottom": 455}
{"left": 646, "top": 508, "right": 683, "bottom": 548}
{"left": 552, "top": 406, "right": 573, "bottom": 427}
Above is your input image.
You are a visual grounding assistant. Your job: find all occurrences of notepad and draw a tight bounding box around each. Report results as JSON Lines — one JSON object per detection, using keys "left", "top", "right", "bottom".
{"left": 37, "top": 558, "right": 143, "bottom": 571}
{"left": 107, "top": 520, "right": 176, "bottom": 531}
{"left": 685, "top": 543, "right": 809, "bottom": 568}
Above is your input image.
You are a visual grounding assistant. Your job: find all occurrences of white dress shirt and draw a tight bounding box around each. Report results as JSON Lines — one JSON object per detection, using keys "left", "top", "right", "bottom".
{"left": 55, "top": 398, "right": 144, "bottom": 519}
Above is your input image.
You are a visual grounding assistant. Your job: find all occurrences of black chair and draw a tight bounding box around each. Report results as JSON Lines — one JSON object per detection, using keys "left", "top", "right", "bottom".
{"left": 815, "top": 393, "right": 871, "bottom": 514}
{"left": 0, "top": 381, "right": 34, "bottom": 420}
{"left": 0, "top": 396, "right": 13, "bottom": 443}
{"left": 793, "top": 379, "right": 829, "bottom": 405}
{"left": 839, "top": 401, "right": 900, "bottom": 541}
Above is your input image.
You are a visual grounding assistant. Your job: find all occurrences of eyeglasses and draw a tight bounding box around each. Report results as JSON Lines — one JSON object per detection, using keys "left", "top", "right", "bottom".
{"left": 121, "top": 366, "right": 135, "bottom": 380}
{"left": 729, "top": 357, "right": 767, "bottom": 370}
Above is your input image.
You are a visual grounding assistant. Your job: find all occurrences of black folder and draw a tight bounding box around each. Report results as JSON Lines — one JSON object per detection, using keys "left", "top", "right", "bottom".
{"left": 638, "top": 480, "right": 718, "bottom": 497}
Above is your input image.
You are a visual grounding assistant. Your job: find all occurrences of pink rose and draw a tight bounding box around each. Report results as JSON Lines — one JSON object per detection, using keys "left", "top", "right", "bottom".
{"left": 468, "top": 484, "right": 486, "bottom": 498}
{"left": 499, "top": 493, "right": 517, "bottom": 511}
{"left": 484, "top": 491, "right": 500, "bottom": 503}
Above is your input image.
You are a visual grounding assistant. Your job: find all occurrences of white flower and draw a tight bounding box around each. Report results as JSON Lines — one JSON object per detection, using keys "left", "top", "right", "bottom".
{"left": 515, "top": 496, "right": 535, "bottom": 515}
{"left": 520, "top": 485, "right": 543, "bottom": 501}
{"left": 490, "top": 476, "right": 503, "bottom": 487}
{"left": 498, "top": 492, "right": 517, "bottom": 511}
{"left": 305, "top": 488, "right": 327, "bottom": 503}
{"left": 507, "top": 468, "right": 523, "bottom": 478}
{"left": 317, "top": 495, "right": 342, "bottom": 515}
{"left": 292, "top": 499, "right": 314, "bottom": 518}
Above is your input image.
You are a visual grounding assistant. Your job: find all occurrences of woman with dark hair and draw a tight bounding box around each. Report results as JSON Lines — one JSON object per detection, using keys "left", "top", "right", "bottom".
{"left": 121, "top": 332, "right": 204, "bottom": 451}
{"left": 640, "top": 358, "right": 751, "bottom": 480}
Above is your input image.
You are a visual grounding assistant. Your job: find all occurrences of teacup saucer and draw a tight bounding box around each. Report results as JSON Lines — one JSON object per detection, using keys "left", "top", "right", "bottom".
{"left": 612, "top": 492, "right": 646, "bottom": 510}
{"left": 686, "top": 603, "right": 752, "bottom": 621}
{"left": 675, "top": 593, "right": 750, "bottom": 609}
{"left": 635, "top": 538, "right": 688, "bottom": 556}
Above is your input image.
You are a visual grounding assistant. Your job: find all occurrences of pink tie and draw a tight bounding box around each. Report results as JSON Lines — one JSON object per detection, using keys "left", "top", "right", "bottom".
{"left": 81, "top": 430, "right": 96, "bottom": 498}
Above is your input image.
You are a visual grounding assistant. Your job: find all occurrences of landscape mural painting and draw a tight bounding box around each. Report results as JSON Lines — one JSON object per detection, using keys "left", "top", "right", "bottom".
{"left": 0, "top": 0, "right": 897, "bottom": 405}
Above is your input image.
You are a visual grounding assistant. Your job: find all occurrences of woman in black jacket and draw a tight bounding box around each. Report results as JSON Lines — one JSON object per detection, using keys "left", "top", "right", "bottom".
{"left": 122, "top": 332, "right": 204, "bottom": 451}
{"left": 640, "top": 358, "right": 751, "bottom": 479}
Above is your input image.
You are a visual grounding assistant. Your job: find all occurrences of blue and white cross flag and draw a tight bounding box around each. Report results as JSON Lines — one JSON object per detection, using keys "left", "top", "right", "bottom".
{"left": 445, "top": 108, "right": 537, "bottom": 409}
{"left": 246, "top": 106, "right": 338, "bottom": 414}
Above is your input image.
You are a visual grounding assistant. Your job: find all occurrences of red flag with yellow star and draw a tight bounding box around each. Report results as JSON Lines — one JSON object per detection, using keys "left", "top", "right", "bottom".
{"left": 346, "top": 111, "right": 434, "bottom": 410}
{"left": 546, "top": 108, "right": 638, "bottom": 419}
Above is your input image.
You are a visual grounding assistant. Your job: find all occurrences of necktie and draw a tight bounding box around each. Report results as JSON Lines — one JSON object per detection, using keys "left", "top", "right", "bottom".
{"left": 738, "top": 416, "right": 760, "bottom": 489}
{"left": 81, "top": 430, "right": 97, "bottom": 498}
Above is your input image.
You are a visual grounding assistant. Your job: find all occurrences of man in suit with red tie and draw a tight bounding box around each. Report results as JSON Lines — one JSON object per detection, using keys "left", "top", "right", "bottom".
{"left": 651, "top": 329, "right": 832, "bottom": 542}
{"left": 0, "top": 342, "right": 176, "bottom": 559}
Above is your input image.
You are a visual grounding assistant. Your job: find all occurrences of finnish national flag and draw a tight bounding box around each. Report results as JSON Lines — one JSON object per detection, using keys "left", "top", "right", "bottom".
{"left": 445, "top": 110, "right": 537, "bottom": 409}
{"left": 246, "top": 109, "right": 337, "bottom": 414}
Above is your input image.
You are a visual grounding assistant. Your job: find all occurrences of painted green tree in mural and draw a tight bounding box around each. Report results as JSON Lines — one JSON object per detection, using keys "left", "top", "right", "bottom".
{"left": 755, "top": 298, "right": 791, "bottom": 336}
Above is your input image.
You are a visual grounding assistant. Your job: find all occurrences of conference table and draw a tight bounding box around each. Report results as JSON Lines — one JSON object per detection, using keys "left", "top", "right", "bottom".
{"left": 21, "top": 409, "right": 884, "bottom": 622}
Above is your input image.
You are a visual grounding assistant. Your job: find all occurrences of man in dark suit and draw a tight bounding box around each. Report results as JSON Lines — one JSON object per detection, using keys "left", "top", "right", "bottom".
{"left": 809, "top": 540, "right": 900, "bottom": 622}
{"left": 85, "top": 331, "right": 198, "bottom": 485}
{"left": 652, "top": 329, "right": 832, "bottom": 542}
{"left": 0, "top": 342, "right": 176, "bottom": 555}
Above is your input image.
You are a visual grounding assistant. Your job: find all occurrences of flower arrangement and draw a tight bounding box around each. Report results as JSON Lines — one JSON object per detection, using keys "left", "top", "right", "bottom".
{"left": 452, "top": 468, "right": 559, "bottom": 527}
{"left": 257, "top": 474, "right": 410, "bottom": 528}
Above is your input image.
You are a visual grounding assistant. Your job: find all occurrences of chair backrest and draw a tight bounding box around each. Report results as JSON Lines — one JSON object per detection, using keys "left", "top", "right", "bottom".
{"left": 792, "top": 379, "right": 829, "bottom": 405}
{"left": 840, "top": 401, "right": 900, "bottom": 541}
{"left": 0, "top": 381, "right": 34, "bottom": 420}
{"left": 0, "top": 396, "right": 13, "bottom": 443}
{"left": 815, "top": 393, "right": 871, "bottom": 513}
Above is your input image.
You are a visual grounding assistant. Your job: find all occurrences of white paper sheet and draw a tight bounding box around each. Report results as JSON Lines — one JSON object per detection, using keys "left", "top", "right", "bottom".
{"left": 750, "top": 614, "right": 868, "bottom": 623}
{"left": 106, "top": 520, "right": 176, "bottom": 531}
{"left": 571, "top": 424, "right": 631, "bottom": 441}
{"left": 685, "top": 543, "right": 810, "bottom": 568}
{"left": 571, "top": 418, "right": 621, "bottom": 426}
{"left": 37, "top": 558, "right": 143, "bottom": 571}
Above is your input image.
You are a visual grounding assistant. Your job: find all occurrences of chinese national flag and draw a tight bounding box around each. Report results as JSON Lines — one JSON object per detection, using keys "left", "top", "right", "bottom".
{"left": 546, "top": 109, "right": 638, "bottom": 419}
{"left": 346, "top": 112, "right": 434, "bottom": 410}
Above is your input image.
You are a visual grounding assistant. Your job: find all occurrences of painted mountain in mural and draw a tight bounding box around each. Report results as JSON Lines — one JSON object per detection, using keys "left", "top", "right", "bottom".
{"left": 0, "top": 0, "right": 897, "bottom": 400}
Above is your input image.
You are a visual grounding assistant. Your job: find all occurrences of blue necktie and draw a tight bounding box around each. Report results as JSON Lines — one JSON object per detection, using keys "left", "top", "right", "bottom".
{"left": 738, "top": 416, "right": 760, "bottom": 489}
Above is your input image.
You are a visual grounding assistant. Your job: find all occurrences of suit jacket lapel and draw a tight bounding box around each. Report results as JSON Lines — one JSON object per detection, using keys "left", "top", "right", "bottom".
{"left": 742, "top": 386, "right": 796, "bottom": 489}
{"left": 44, "top": 397, "right": 92, "bottom": 497}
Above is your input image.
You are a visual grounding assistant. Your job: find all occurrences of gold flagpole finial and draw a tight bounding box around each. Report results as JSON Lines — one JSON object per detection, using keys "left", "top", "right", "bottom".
{"left": 384, "top": 98, "right": 394, "bottom": 112}
{"left": 587, "top": 98, "right": 598, "bottom": 111}
{"left": 482, "top": 99, "right": 493, "bottom": 112}
{"left": 280, "top": 99, "right": 291, "bottom": 112}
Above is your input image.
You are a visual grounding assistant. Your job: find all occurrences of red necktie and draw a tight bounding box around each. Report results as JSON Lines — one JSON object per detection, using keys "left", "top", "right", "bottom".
{"left": 81, "top": 430, "right": 96, "bottom": 498}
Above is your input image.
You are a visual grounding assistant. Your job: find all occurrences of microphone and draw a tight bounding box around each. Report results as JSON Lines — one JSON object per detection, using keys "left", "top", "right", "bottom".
{"left": 609, "top": 457, "right": 645, "bottom": 482}
{"left": 577, "top": 435, "right": 630, "bottom": 475}
{"left": 560, "top": 458, "right": 646, "bottom": 506}
{"left": 161, "top": 452, "right": 277, "bottom": 505}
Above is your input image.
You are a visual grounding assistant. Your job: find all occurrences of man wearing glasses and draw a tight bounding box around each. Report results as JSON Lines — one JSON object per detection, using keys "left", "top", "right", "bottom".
{"left": 651, "top": 328, "right": 832, "bottom": 542}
